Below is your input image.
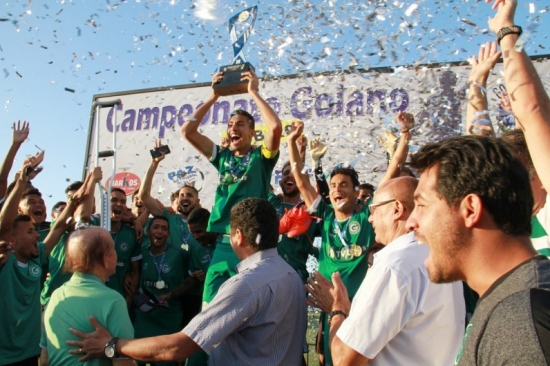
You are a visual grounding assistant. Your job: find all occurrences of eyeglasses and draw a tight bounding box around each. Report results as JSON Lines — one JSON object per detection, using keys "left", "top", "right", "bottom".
{"left": 368, "top": 199, "right": 396, "bottom": 215}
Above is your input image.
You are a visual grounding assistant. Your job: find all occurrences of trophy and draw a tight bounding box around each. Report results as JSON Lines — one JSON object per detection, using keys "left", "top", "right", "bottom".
{"left": 213, "top": 6, "right": 258, "bottom": 96}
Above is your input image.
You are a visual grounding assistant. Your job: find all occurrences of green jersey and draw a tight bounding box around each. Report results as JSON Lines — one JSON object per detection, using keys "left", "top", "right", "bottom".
{"left": 0, "top": 244, "right": 47, "bottom": 365}
{"left": 208, "top": 145, "right": 279, "bottom": 234}
{"left": 315, "top": 200, "right": 375, "bottom": 298}
{"left": 43, "top": 272, "right": 134, "bottom": 366}
{"left": 134, "top": 245, "right": 186, "bottom": 338}
{"left": 188, "top": 240, "right": 216, "bottom": 296}
{"left": 268, "top": 193, "right": 319, "bottom": 283}
{"left": 106, "top": 224, "right": 142, "bottom": 296}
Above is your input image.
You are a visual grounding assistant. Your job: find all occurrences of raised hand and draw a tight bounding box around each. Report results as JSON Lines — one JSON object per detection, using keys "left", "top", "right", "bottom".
{"left": 397, "top": 111, "right": 415, "bottom": 133}
{"left": 308, "top": 137, "right": 328, "bottom": 166}
{"left": 12, "top": 120, "right": 30, "bottom": 144}
{"left": 241, "top": 68, "right": 259, "bottom": 94}
{"left": 152, "top": 139, "right": 166, "bottom": 163}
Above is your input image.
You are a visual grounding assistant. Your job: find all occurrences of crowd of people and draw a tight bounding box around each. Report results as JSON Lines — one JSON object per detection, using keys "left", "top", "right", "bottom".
{"left": 1, "top": 1, "right": 550, "bottom": 365}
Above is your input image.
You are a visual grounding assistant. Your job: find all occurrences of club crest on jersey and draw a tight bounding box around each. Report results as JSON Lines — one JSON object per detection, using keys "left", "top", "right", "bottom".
{"left": 349, "top": 221, "right": 361, "bottom": 234}
{"left": 120, "top": 242, "right": 129, "bottom": 252}
{"left": 29, "top": 264, "right": 41, "bottom": 278}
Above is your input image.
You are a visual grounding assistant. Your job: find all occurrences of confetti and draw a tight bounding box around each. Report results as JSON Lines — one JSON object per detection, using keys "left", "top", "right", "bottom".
{"left": 64, "top": 88, "right": 75, "bottom": 93}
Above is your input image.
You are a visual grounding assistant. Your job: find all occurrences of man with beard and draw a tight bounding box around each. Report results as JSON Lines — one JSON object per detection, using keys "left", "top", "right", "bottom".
{"left": 105, "top": 188, "right": 142, "bottom": 302}
{"left": 0, "top": 161, "right": 79, "bottom": 366}
{"left": 269, "top": 161, "right": 319, "bottom": 283}
{"left": 139, "top": 140, "right": 201, "bottom": 299}
{"left": 180, "top": 69, "right": 282, "bottom": 307}
{"left": 287, "top": 122, "right": 376, "bottom": 366}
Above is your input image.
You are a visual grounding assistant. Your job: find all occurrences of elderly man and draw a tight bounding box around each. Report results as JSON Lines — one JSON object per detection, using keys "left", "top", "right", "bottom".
{"left": 42, "top": 226, "right": 134, "bottom": 366}
{"left": 68, "top": 198, "right": 306, "bottom": 365}
{"left": 308, "top": 177, "right": 465, "bottom": 365}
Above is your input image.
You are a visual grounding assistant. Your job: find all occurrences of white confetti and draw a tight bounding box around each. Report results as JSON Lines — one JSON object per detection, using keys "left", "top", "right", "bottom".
{"left": 404, "top": 3, "right": 418, "bottom": 17}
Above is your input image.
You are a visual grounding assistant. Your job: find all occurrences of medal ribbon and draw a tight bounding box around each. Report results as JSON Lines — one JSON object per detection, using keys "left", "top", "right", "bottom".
{"left": 150, "top": 250, "right": 166, "bottom": 283}
{"left": 333, "top": 215, "right": 354, "bottom": 250}
{"left": 180, "top": 219, "right": 191, "bottom": 245}
{"left": 228, "top": 6, "right": 258, "bottom": 64}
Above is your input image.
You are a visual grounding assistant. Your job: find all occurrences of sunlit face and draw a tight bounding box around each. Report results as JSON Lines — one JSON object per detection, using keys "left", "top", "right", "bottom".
{"left": 406, "top": 165, "right": 467, "bottom": 283}
{"left": 51, "top": 204, "right": 67, "bottom": 220}
{"left": 188, "top": 223, "right": 216, "bottom": 246}
{"left": 148, "top": 218, "right": 169, "bottom": 249}
{"left": 177, "top": 187, "right": 199, "bottom": 216}
{"left": 279, "top": 164, "right": 299, "bottom": 197}
{"left": 110, "top": 191, "right": 127, "bottom": 222}
{"left": 367, "top": 193, "right": 395, "bottom": 245}
{"left": 227, "top": 114, "right": 254, "bottom": 152}
{"left": 329, "top": 174, "right": 358, "bottom": 213}
{"left": 18, "top": 194, "right": 46, "bottom": 225}
{"left": 13, "top": 220, "right": 40, "bottom": 261}
{"left": 132, "top": 194, "right": 145, "bottom": 216}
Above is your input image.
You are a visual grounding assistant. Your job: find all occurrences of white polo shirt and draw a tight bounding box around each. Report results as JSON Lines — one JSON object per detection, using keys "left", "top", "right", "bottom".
{"left": 336, "top": 232, "right": 465, "bottom": 366}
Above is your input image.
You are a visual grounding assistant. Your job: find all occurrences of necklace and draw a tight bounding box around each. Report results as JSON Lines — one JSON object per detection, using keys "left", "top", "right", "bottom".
{"left": 222, "top": 148, "right": 253, "bottom": 185}
{"left": 149, "top": 247, "right": 167, "bottom": 289}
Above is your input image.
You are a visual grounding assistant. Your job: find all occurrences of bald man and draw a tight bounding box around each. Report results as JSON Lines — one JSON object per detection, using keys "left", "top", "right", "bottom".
{"left": 42, "top": 227, "right": 134, "bottom": 366}
{"left": 307, "top": 177, "right": 465, "bottom": 365}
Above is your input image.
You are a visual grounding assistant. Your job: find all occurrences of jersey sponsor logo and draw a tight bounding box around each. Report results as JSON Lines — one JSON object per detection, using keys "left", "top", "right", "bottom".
{"left": 142, "top": 262, "right": 148, "bottom": 270}
{"left": 116, "top": 261, "right": 126, "bottom": 267}
{"left": 349, "top": 221, "right": 361, "bottom": 234}
{"left": 120, "top": 242, "right": 129, "bottom": 252}
{"left": 29, "top": 264, "right": 42, "bottom": 278}
{"left": 161, "top": 264, "right": 171, "bottom": 273}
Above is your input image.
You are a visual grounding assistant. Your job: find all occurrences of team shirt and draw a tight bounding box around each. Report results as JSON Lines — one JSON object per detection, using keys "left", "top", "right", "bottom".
{"left": 134, "top": 245, "right": 186, "bottom": 338}
{"left": 106, "top": 224, "right": 142, "bottom": 296}
{"left": 531, "top": 195, "right": 550, "bottom": 257}
{"left": 0, "top": 244, "right": 47, "bottom": 365}
{"left": 43, "top": 272, "right": 134, "bottom": 366}
{"left": 268, "top": 192, "right": 319, "bottom": 283}
{"left": 315, "top": 199, "right": 375, "bottom": 298}
{"left": 188, "top": 241, "right": 216, "bottom": 297}
{"left": 208, "top": 145, "right": 279, "bottom": 234}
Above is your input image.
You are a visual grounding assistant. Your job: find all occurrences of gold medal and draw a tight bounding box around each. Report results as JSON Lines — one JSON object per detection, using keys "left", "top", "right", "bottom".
{"left": 350, "top": 244, "right": 362, "bottom": 257}
{"left": 156, "top": 280, "right": 165, "bottom": 289}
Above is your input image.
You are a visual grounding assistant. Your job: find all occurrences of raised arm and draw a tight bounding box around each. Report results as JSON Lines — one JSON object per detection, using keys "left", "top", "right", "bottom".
{"left": 43, "top": 193, "right": 80, "bottom": 256}
{"left": 488, "top": 0, "right": 550, "bottom": 191}
{"left": 379, "top": 111, "right": 414, "bottom": 186}
{"left": 180, "top": 74, "right": 220, "bottom": 159}
{"left": 73, "top": 167, "right": 102, "bottom": 223}
{"left": 466, "top": 41, "right": 501, "bottom": 137}
{"left": 0, "top": 161, "right": 32, "bottom": 239}
{"left": 0, "top": 121, "right": 30, "bottom": 200}
{"left": 138, "top": 141, "right": 166, "bottom": 217}
{"left": 287, "top": 122, "right": 319, "bottom": 208}
{"left": 243, "top": 69, "right": 282, "bottom": 152}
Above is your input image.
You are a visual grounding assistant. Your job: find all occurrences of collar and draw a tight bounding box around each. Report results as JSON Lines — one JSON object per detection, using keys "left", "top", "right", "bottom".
{"left": 71, "top": 271, "right": 104, "bottom": 285}
{"left": 374, "top": 232, "right": 417, "bottom": 262}
{"left": 236, "top": 247, "right": 278, "bottom": 273}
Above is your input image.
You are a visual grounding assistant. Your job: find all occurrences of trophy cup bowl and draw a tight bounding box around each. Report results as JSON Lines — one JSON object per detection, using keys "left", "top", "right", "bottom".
{"left": 213, "top": 62, "right": 256, "bottom": 96}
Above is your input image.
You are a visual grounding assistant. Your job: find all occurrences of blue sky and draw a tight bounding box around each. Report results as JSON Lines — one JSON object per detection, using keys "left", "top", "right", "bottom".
{"left": 1, "top": 0, "right": 548, "bottom": 215}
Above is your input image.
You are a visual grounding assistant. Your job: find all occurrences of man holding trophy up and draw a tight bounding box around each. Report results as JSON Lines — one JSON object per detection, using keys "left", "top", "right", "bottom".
{"left": 180, "top": 13, "right": 282, "bottom": 308}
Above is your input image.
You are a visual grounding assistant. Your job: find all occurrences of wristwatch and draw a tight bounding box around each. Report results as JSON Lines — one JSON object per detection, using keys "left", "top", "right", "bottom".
{"left": 496, "top": 25, "right": 522, "bottom": 45}
{"left": 328, "top": 310, "right": 347, "bottom": 326}
{"left": 104, "top": 337, "right": 119, "bottom": 359}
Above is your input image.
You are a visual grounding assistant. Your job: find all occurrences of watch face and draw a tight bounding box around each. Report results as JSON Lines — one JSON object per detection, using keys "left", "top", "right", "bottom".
{"left": 105, "top": 346, "right": 116, "bottom": 358}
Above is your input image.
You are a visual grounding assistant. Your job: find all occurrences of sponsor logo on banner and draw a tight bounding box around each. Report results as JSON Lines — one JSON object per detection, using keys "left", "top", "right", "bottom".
{"left": 167, "top": 166, "right": 205, "bottom": 192}
{"left": 106, "top": 172, "right": 141, "bottom": 195}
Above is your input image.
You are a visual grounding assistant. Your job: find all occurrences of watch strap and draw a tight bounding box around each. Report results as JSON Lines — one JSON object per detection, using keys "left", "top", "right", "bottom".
{"left": 328, "top": 310, "right": 347, "bottom": 325}
{"left": 105, "top": 337, "right": 119, "bottom": 359}
{"left": 496, "top": 25, "right": 523, "bottom": 45}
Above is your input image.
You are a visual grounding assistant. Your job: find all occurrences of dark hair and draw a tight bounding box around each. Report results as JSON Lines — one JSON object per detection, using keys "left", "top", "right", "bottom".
{"left": 179, "top": 184, "right": 199, "bottom": 197}
{"left": 359, "top": 183, "right": 375, "bottom": 191}
{"left": 147, "top": 215, "right": 170, "bottom": 232}
{"left": 21, "top": 188, "right": 42, "bottom": 200}
{"left": 230, "top": 198, "right": 278, "bottom": 251}
{"left": 65, "top": 181, "right": 83, "bottom": 194}
{"left": 52, "top": 201, "right": 66, "bottom": 212}
{"left": 170, "top": 190, "right": 179, "bottom": 202}
{"left": 187, "top": 208, "right": 210, "bottom": 227}
{"left": 230, "top": 109, "right": 255, "bottom": 130}
{"left": 330, "top": 167, "right": 360, "bottom": 189}
{"left": 410, "top": 135, "right": 532, "bottom": 236}
{"left": 111, "top": 187, "right": 126, "bottom": 196}
{"left": 13, "top": 214, "right": 32, "bottom": 231}
{"left": 281, "top": 160, "right": 291, "bottom": 173}
{"left": 132, "top": 187, "right": 140, "bottom": 199}
{"left": 501, "top": 129, "right": 534, "bottom": 175}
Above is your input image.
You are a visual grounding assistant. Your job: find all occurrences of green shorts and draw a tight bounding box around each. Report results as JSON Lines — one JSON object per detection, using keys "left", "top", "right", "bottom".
{"left": 201, "top": 235, "right": 239, "bottom": 305}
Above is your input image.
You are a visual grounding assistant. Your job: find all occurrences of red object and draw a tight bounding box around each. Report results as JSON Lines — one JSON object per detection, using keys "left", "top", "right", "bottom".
{"left": 105, "top": 172, "right": 141, "bottom": 195}
{"left": 279, "top": 202, "right": 320, "bottom": 238}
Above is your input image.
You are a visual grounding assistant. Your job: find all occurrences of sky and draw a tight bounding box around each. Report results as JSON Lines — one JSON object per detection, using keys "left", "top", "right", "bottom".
{"left": 0, "top": 0, "right": 548, "bottom": 216}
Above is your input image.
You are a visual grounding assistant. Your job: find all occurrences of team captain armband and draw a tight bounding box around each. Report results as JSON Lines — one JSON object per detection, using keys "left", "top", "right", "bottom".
{"left": 261, "top": 145, "right": 278, "bottom": 159}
